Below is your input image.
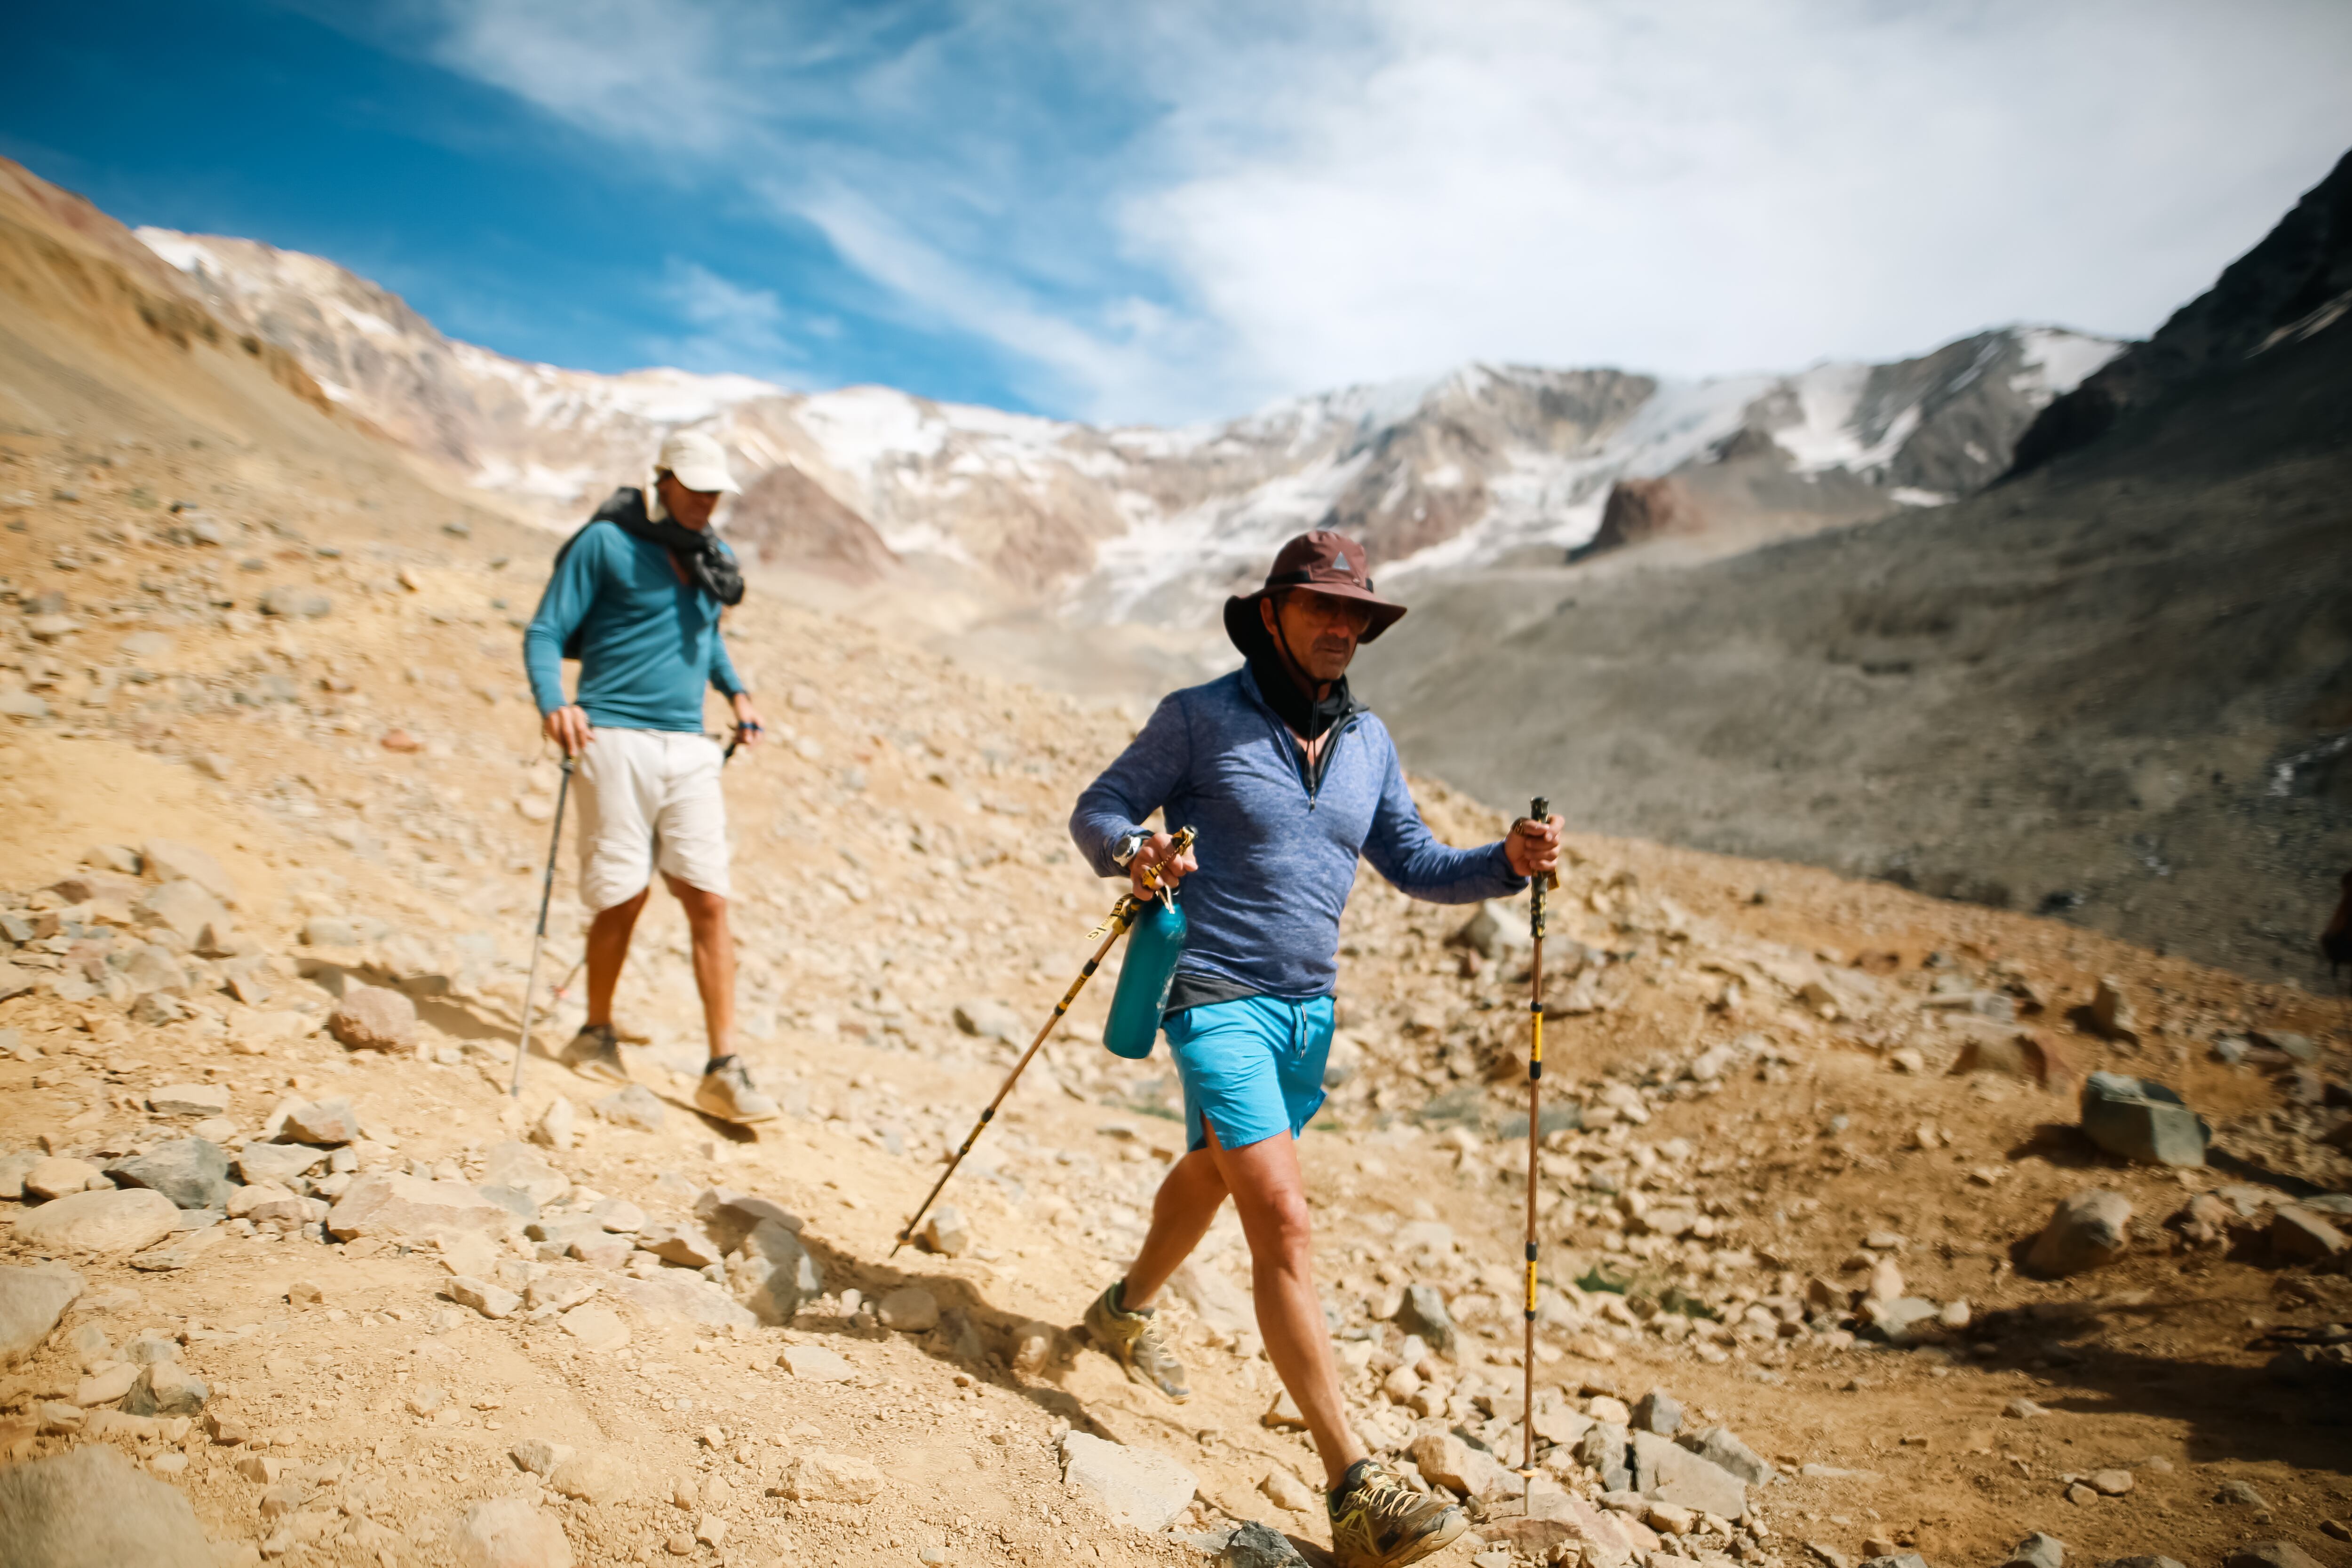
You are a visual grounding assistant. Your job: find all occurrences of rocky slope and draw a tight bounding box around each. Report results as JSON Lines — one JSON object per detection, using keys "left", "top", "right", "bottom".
{"left": 1, "top": 146, "right": 2347, "bottom": 1568}
{"left": 129, "top": 205, "right": 2116, "bottom": 623}
{"left": 0, "top": 428, "right": 2347, "bottom": 1568}
{"left": 1360, "top": 155, "right": 2352, "bottom": 986}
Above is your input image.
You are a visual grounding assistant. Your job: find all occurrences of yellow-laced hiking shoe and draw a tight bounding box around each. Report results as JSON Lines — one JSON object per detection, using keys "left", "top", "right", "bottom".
{"left": 1081, "top": 1281, "right": 1191, "bottom": 1402}
{"left": 1326, "top": 1458, "right": 1465, "bottom": 1568}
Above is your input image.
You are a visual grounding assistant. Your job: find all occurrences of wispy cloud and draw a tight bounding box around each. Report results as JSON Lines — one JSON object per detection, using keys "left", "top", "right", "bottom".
{"left": 640, "top": 258, "right": 810, "bottom": 383}
{"left": 413, "top": 0, "right": 2352, "bottom": 423}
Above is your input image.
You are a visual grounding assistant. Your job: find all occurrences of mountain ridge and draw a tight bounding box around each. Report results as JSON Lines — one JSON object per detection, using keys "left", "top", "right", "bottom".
{"left": 130, "top": 210, "right": 2120, "bottom": 623}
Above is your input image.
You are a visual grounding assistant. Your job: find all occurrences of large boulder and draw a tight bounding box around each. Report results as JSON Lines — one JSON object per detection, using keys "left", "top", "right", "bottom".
{"left": 2026, "top": 1188, "right": 2134, "bottom": 1277}
{"left": 1058, "top": 1431, "right": 1198, "bottom": 1532}
{"left": 107, "top": 1138, "right": 233, "bottom": 1210}
{"left": 2080, "top": 1072, "right": 2207, "bottom": 1167}
{"left": 13, "top": 1188, "right": 177, "bottom": 1254}
{"left": 0, "top": 1443, "right": 214, "bottom": 1566}
{"left": 0, "top": 1262, "right": 82, "bottom": 1363}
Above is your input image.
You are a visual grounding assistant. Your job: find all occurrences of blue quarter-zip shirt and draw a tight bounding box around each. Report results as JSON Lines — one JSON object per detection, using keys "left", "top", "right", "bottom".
{"left": 1070, "top": 666, "right": 1525, "bottom": 1003}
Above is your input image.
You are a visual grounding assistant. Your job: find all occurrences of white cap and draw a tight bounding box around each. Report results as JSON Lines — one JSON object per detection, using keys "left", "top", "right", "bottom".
{"left": 653, "top": 429, "right": 738, "bottom": 495}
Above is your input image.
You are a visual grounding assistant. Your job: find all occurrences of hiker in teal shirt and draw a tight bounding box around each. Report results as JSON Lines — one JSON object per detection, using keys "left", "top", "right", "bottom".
{"left": 520, "top": 430, "right": 777, "bottom": 1127}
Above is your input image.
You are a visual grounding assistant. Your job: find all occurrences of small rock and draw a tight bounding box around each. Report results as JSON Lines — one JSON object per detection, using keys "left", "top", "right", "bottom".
{"left": 1632, "top": 1429, "right": 1747, "bottom": 1519}
{"left": 878, "top": 1285, "right": 940, "bottom": 1333}
{"left": 302, "top": 917, "right": 358, "bottom": 947}
{"left": 2064, "top": 1480, "right": 2098, "bottom": 1505}
{"left": 2089, "top": 1467, "right": 2133, "bottom": 1495}
{"left": 135, "top": 880, "right": 228, "bottom": 943}
{"left": 920, "top": 1204, "right": 972, "bottom": 1257}
{"left": 2026, "top": 1189, "right": 2133, "bottom": 1277}
{"left": 233, "top": 1143, "right": 327, "bottom": 1186}
{"left": 1997, "top": 1531, "right": 2066, "bottom": 1568}
{"left": 2087, "top": 976, "right": 2139, "bottom": 1042}
{"left": 1631, "top": 1388, "right": 1683, "bottom": 1436}
{"left": 448, "top": 1276, "right": 522, "bottom": 1319}
{"left": 1587, "top": 1395, "right": 1632, "bottom": 1425}
{"left": 638, "top": 1220, "right": 722, "bottom": 1269}
{"left": 280, "top": 1097, "right": 361, "bottom": 1145}
{"left": 1009, "top": 1319, "right": 1058, "bottom": 1376}
{"left": 586, "top": 1197, "right": 644, "bottom": 1233}
{"left": 510, "top": 1438, "right": 575, "bottom": 1476}
{"left": 1221, "top": 1520, "right": 1312, "bottom": 1567}
{"left": 1678, "top": 1425, "right": 1773, "bottom": 1485}
{"left": 1453, "top": 901, "right": 1534, "bottom": 962}
{"left": 1394, "top": 1282, "right": 1457, "bottom": 1353}
{"left": 779, "top": 1344, "right": 853, "bottom": 1381}
{"left": 13, "top": 1187, "right": 178, "bottom": 1254}
{"left": 2004, "top": 1398, "right": 2050, "bottom": 1419}
{"left": 2079, "top": 1072, "right": 2207, "bottom": 1167}
{"left": 145, "top": 1082, "right": 231, "bottom": 1119}
{"left": 142, "top": 839, "right": 236, "bottom": 904}
{"left": 780, "top": 1450, "right": 886, "bottom": 1504}
{"left": 2270, "top": 1204, "right": 2347, "bottom": 1263}
{"left": 2223, "top": 1547, "right": 2323, "bottom": 1568}
{"left": 109, "top": 1138, "right": 234, "bottom": 1210}
{"left": 531, "top": 1098, "right": 576, "bottom": 1151}
{"left": 326, "top": 1172, "right": 516, "bottom": 1241}
{"left": 329, "top": 984, "right": 417, "bottom": 1051}
{"left": 952, "top": 1001, "right": 1022, "bottom": 1043}
{"left": 122, "top": 1362, "right": 207, "bottom": 1417}
{"left": 0, "top": 1444, "right": 215, "bottom": 1564}
{"left": 2216, "top": 1478, "right": 2270, "bottom": 1507}
{"left": 75, "top": 1362, "right": 141, "bottom": 1406}
{"left": 1057, "top": 1430, "right": 1198, "bottom": 1531}
{"left": 1263, "top": 1388, "right": 1307, "bottom": 1430}
{"left": 593, "top": 1084, "right": 665, "bottom": 1132}
{"left": 1646, "top": 1500, "right": 1696, "bottom": 1535}
{"left": 1260, "top": 1466, "right": 1319, "bottom": 1512}
{"left": 449, "top": 1496, "right": 574, "bottom": 1568}
{"left": 260, "top": 586, "right": 332, "bottom": 620}
{"left": 559, "top": 1304, "right": 629, "bottom": 1351}
{"left": 24, "top": 1156, "right": 106, "bottom": 1201}
{"left": 548, "top": 1450, "right": 638, "bottom": 1503}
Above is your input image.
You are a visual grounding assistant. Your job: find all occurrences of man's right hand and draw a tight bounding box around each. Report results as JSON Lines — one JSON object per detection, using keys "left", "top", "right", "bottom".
{"left": 544, "top": 705, "right": 593, "bottom": 757}
{"left": 1128, "top": 832, "right": 1198, "bottom": 898}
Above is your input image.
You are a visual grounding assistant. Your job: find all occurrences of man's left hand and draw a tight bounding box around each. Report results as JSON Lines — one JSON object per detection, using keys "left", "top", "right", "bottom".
{"left": 1505, "top": 813, "right": 1565, "bottom": 880}
{"left": 730, "top": 692, "right": 765, "bottom": 750}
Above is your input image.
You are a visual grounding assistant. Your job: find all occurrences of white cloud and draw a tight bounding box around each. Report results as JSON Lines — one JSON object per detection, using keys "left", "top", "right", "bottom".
{"left": 419, "top": 0, "right": 2352, "bottom": 423}
{"left": 642, "top": 258, "right": 808, "bottom": 382}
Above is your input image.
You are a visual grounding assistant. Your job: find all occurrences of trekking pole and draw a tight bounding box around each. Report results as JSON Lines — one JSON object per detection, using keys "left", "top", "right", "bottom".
{"left": 1520, "top": 796, "right": 1555, "bottom": 1499}
{"left": 507, "top": 756, "right": 574, "bottom": 1098}
{"left": 892, "top": 828, "right": 1195, "bottom": 1257}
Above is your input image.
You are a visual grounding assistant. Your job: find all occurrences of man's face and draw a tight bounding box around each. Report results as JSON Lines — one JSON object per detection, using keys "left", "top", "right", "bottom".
{"left": 655, "top": 471, "right": 723, "bottom": 532}
{"left": 1263, "top": 588, "right": 1371, "bottom": 685}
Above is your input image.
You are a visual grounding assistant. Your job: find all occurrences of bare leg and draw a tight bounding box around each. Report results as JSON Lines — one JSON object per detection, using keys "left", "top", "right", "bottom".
{"left": 583, "top": 888, "right": 650, "bottom": 1027}
{"left": 1205, "top": 1122, "right": 1366, "bottom": 1489}
{"left": 666, "top": 874, "right": 735, "bottom": 1067}
{"left": 1122, "top": 1148, "right": 1229, "bottom": 1309}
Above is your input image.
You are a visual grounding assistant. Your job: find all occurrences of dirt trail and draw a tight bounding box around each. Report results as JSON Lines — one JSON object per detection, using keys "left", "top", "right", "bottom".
{"left": 1, "top": 427, "right": 2349, "bottom": 1568}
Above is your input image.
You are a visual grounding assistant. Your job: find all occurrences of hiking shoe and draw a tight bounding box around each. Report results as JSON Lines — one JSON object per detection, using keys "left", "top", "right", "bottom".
{"left": 1327, "top": 1459, "right": 1465, "bottom": 1568}
{"left": 694, "top": 1056, "right": 779, "bottom": 1124}
{"left": 1082, "top": 1280, "right": 1190, "bottom": 1402}
{"left": 558, "top": 1022, "right": 629, "bottom": 1084}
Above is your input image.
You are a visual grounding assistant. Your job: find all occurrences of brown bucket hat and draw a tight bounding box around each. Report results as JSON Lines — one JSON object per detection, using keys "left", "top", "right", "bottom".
{"left": 1223, "top": 529, "right": 1407, "bottom": 650}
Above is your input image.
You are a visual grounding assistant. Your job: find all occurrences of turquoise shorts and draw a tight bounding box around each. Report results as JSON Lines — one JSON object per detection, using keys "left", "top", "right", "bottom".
{"left": 1164, "top": 995, "right": 1335, "bottom": 1153}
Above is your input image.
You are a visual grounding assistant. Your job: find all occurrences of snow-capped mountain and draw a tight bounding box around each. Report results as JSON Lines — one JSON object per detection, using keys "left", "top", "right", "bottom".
{"left": 136, "top": 226, "right": 2122, "bottom": 620}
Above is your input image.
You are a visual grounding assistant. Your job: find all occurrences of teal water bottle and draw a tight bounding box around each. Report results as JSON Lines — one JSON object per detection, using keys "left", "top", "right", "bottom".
{"left": 1104, "top": 897, "right": 1186, "bottom": 1060}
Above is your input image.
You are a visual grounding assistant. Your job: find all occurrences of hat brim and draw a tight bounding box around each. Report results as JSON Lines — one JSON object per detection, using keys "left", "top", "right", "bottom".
{"left": 658, "top": 463, "right": 740, "bottom": 496}
{"left": 1224, "top": 580, "right": 1407, "bottom": 650}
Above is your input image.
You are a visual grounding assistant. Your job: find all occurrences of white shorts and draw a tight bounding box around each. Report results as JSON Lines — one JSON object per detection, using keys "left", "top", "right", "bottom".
{"left": 572, "top": 728, "right": 731, "bottom": 913}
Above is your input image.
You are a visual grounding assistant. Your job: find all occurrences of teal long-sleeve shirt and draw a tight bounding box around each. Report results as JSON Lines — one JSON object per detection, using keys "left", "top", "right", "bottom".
{"left": 523, "top": 520, "right": 747, "bottom": 732}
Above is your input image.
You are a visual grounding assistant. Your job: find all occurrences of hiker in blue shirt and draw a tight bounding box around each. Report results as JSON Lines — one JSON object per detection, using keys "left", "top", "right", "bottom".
{"left": 1069, "top": 530, "right": 1563, "bottom": 1568}
{"left": 522, "top": 430, "right": 776, "bottom": 1126}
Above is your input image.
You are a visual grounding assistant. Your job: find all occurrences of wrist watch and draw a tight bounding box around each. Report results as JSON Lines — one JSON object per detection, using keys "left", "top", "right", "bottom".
{"left": 1111, "top": 831, "right": 1149, "bottom": 869}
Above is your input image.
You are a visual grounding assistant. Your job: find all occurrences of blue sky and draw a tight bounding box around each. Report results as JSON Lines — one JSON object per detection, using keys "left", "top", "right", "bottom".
{"left": 7, "top": 1, "right": 2351, "bottom": 425}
